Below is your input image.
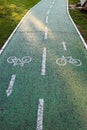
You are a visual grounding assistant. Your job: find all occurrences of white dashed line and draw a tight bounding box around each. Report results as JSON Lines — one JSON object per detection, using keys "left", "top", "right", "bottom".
{"left": 62, "top": 42, "right": 67, "bottom": 51}
{"left": 50, "top": 5, "right": 53, "bottom": 9}
{"left": 41, "top": 47, "right": 47, "bottom": 76}
{"left": 44, "top": 27, "right": 48, "bottom": 40}
{"left": 6, "top": 75, "right": 16, "bottom": 97}
{"left": 47, "top": 10, "right": 50, "bottom": 15}
{"left": 36, "top": 99, "right": 44, "bottom": 130}
{"left": 46, "top": 16, "right": 48, "bottom": 23}
{"left": 52, "top": 1, "right": 54, "bottom": 4}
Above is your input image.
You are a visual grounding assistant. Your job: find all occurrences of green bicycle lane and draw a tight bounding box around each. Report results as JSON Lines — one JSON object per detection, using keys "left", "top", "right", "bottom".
{"left": 0, "top": 0, "right": 87, "bottom": 129}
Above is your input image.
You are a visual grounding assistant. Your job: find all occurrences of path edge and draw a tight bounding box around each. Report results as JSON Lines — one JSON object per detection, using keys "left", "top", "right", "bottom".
{"left": 67, "top": 0, "right": 87, "bottom": 50}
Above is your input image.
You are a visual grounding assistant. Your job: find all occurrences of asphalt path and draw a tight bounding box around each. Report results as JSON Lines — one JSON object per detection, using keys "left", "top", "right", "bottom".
{"left": 0, "top": 0, "right": 87, "bottom": 129}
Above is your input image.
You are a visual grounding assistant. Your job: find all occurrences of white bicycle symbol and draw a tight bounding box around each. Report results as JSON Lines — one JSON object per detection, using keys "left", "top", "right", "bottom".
{"left": 56, "top": 56, "right": 82, "bottom": 66}
{"left": 7, "top": 56, "right": 32, "bottom": 66}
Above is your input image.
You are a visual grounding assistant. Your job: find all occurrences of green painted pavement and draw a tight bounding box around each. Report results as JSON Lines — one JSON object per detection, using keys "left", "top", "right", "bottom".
{"left": 0, "top": 0, "right": 87, "bottom": 129}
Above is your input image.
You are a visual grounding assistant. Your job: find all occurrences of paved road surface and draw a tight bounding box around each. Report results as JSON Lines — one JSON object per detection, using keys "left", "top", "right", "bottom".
{"left": 0, "top": 0, "right": 87, "bottom": 129}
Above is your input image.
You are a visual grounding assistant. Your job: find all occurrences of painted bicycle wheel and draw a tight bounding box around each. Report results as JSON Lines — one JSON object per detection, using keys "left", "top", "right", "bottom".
{"left": 7, "top": 56, "right": 17, "bottom": 63}
{"left": 56, "top": 58, "right": 66, "bottom": 66}
{"left": 22, "top": 56, "right": 32, "bottom": 63}
{"left": 72, "top": 59, "right": 82, "bottom": 66}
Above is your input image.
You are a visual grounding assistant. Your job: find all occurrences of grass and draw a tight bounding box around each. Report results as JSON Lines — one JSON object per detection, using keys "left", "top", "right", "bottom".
{"left": 69, "top": 0, "right": 87, "bottom": 43}
{"left": 69, "top": 0, "right": 80, "bottom": 4}
{"left": 0, "top": 0, "right": 40, "bottom": 48}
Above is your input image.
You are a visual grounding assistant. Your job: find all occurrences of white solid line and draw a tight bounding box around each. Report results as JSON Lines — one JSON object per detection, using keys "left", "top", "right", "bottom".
{"left": 44, "top": 27, "right": 48, "bottom": 39}
{"left": 0, "top": 49, "right": 3, "bottom": 55}
{"left": 67, "top": 0, "right": 87, "bottom": 50}
{"left": 41, "top": 48, "right": 47, "bottom": 76}
{"left": 36, "top": 99, "right": 44, "bottom": 130}
{"left": 46, "top": 16, "right": 48, "bottom": 23}
{"left": 62, "top": 42, "right": 67, "bottom": 51}
{"left": 6, "top": 75, "right": 16, "bottom": 97}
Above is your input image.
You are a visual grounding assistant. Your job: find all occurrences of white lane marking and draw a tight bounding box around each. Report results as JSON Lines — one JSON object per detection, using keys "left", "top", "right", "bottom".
{"left": 6, "top": 75, "right": 16, "bottom": 97}
{"left": 46, "top": 16, "right": 48, "bottom": 23}
{"left": 44, "top": 27, "right": 48, "bottom": 40}
{"left": 0, "top": 49, "right": 3, "bottom": 55}
{"left": 47, "top": 10, "right": 50, "bottom": 15}
{"left": 62, "top": 42, "right": 67, "bottom": 51}
{"left": 52, "top": 1, "right": 54, "bottom": 4}
{"left": 36, "top": 99, "right": 44, "bottom": 130}
{"left": 50, "top": 5, "right": 53, "bottom": 9}
{"left": 41, "top": 48, "right": 47, "bottom": 76}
